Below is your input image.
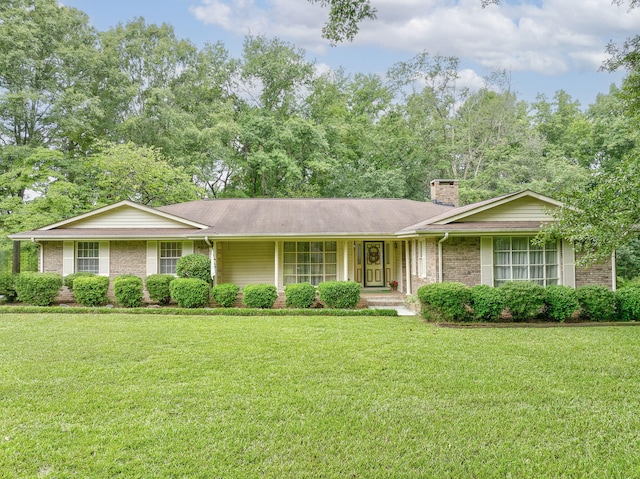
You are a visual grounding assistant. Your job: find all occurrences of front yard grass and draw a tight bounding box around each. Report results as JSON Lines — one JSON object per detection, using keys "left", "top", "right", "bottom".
{"left": 1, "top": 313, "right": 640, "bottom": 478}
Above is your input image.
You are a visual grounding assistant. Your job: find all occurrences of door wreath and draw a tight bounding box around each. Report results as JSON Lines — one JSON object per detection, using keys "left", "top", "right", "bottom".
{"left": 367, "top": 245, "right": 380, "bottom": 264}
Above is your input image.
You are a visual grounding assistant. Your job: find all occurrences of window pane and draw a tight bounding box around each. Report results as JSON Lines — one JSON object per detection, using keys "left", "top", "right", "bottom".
{"left": 284, "top": 242, "right": 296, "bottom": 252}
{"left": 546, "top": 251, "right": 558, "bottom": 264}
{"left": 325, "top": 253, "right": 337, "bottom": 264}
{"left": 494, "top": 252, "right": 510, "bottom": 266}
{"left": 311, "top": 242, "right": 323, "bottom": 252}
{"left": 325, "top": 264, "right": 336, "bottom": 275}
{"left": 284, "top": 264, "right": 295, "bottom": 274}
{"left": 298, "top": 252, "right": 310, "bottom": 263}
{"left": 546, "top": 265, "right": 558, "bottom": 279}
{"left": 530, "top": 250, "right": 543, "bottom": 264}
{"left": 513, "top": 252, "right": 528, "bottom": 265}
{"left": 325, "top": 241, "right": 337, "bottom": 252}
{"left": 512, "top": 237, "right": 529, "bottom": 250}
{"left": 513, "top": 266, "right": 528, "bottom": 280}
{"left": 284, "top": 253, "right": 296, "bottom": 264}
{"left": 297, "top": 242, "right": 310, "bottom": 252}
{"left": 494, "top": 237, "right": 510, "bottom": 251}
{"left": 311, "top": 252, "right": 323, "bottom": 263}
{"left": 495, "top": 266, "right": 510, "bottom": 281}
{"left": 530, "top": 265, "right": 544, "bottom": 279}
{"left": 311, "top": 264, "right": 323, "bottom": 274}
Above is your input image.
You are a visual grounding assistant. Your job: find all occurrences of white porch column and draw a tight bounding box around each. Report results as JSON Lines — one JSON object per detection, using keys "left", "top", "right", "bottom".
{"left": 274, "top": 241, "right": 280, "bottom": 290}
{"left": 405, "top": 240, "right": 411, "bottom": 295}
{"left": 343, "top": 241, "right": 349, "bottom": 281}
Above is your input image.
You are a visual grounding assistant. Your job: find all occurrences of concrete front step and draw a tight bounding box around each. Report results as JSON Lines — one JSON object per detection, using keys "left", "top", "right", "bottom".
{"left": 363, "top": 296, "right": 408, "bottom": 307}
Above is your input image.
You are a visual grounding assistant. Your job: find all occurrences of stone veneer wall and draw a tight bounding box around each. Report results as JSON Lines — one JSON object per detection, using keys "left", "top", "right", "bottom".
{"left": 441, "top": 237, "right": 481, "bottom": 286}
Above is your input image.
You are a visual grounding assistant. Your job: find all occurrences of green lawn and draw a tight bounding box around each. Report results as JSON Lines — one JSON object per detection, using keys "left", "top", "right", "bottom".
{"left": 2, "top": 314, "right": 640, "bottom": 478}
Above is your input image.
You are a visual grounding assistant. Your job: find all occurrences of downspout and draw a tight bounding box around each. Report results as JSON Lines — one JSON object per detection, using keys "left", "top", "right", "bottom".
{"left": 204, "top": 236, "right": 216, "bottom": 283}
{"left": 612, "top": 251, "right": 617, "bottom": 291}
{"left": 438, "top": 233, "right": 450, "bottom": 283}
{"left": 31, "top": 238, "right": 43, "bottom": 273}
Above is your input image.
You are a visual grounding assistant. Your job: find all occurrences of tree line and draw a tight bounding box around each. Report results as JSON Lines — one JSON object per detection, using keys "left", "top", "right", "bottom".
{"left": 1, "top": 0, "right": 639, "bottom": 276}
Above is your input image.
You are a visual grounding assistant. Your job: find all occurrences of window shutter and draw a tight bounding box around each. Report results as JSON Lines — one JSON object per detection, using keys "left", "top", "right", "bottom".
{"left": 480, "top": 237, "right": 493, "bottom": 286}
{"left": 183, "top": 241, "right": 194, "bottom": 256}
{"left": 147, "top": 241, "right": 158, "bottom": 276}
{"left": 562, "top": 240, "right": 576, "bottom": 288}
{"left": 63, "top": 241, "right": 75, "bottom": 276}
{"left": 98, "top": 241, "right": 110, "bottom": 276}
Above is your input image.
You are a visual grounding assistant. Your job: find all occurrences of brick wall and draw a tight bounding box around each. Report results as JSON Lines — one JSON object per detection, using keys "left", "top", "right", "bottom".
{"left": 575, "top": 254, "right": 614, "bottom": 289}
{"left": 442, "top": 237, "right": 481, "bottom": 286}
{"left": 41, "top": 241, "right": 63, "bottom": 274}
{"left": 110, "top": 241, "right": 146, "bottom": 278}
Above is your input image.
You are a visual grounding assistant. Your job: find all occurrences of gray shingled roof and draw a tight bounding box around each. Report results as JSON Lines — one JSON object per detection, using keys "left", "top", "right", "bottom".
{"left": 156, "top": 198, "right": 455, "bottom": 236}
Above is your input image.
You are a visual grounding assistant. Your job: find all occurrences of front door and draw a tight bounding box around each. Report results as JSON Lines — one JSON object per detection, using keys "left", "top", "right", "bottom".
{"left": 364, "top": 241, "right": 384, "bottom": 287}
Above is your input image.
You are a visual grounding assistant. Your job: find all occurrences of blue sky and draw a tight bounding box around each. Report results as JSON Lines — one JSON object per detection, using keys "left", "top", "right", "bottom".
{"left": 61, "top": 0, "right": 639, "bottom": 107}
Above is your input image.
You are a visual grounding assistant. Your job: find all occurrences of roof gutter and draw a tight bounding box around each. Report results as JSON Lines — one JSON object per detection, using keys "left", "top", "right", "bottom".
{"left": 438, "top": 233, "right": 449, "bottom": 283}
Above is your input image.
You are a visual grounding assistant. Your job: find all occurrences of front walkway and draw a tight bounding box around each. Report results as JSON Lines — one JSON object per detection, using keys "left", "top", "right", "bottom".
{"left": 360, "top": 290, "right": 417, "bottom": 316}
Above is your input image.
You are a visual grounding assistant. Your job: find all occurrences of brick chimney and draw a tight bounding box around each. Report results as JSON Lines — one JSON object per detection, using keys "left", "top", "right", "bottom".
{"left": 430, "top": 179, "right": 459, "bottom": 207}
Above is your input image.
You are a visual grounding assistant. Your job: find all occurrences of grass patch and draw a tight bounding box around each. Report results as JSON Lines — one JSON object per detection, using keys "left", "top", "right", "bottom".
{"left": 2, "top": 313, "right": 640, "bottom": 477}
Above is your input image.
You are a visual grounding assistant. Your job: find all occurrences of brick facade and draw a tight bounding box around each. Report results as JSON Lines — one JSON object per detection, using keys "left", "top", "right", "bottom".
{"left": 441, "top": 237, "right": 481, "bottom": 286}
{"left": 575, "top": 255, "right": 614, "bottom": 289}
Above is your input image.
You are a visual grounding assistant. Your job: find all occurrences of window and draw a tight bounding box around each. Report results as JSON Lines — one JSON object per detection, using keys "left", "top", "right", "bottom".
{"left": 77, "top": 242, "right": 99, "bottom": 273}
{"left": 494, "top": 237, "right": 558, "bottom": 287}
{"left": 283, "top": 241, "right": 337, "bottom": 286}
{"left": 160, "top": 241, "right": 182, "bottom": 274}
{"left": 417, "top": 239, "right": 426, "bottom": 278}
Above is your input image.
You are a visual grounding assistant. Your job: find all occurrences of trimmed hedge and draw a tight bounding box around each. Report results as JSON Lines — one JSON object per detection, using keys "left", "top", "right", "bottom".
{"left": 545, "top": 285, "right": 579, "bottom": 322}
{"left": 73, "top": 275, "right": 110, "bottom": 307}
{"left": 317, "top": 281, "right": 360, "bottom": 309}
{"left": 616, "top": 285, "right": 640, "bottom": 322}
{"left": 0, "top": 272, "right": 17, "bottom": 303}
{"left": 176, "top": 254, "right": 211, "bottom": 284}
{"left": 500, "top": 281, "right": 546, "bottom": 322}
{"left": 114, "top": 275, "right": 144, "bottom": 308}
{"left": 576, "top": 285, "right": 617, "bottom": 322}
{"left": 14, "top": 272, "right": 63, "bottom": 306}
{"left": 169, "top": 278, "right": 210, "bottom": 308}
{"left": 284, "top": 282, "right": 316, "bottom": 308}
{"left": 470, "top": 284, "right": 506, "bottom": 322}
{"left": 145, "top": 274, "right": 175, "bottom": 305}
{"left": 64, "top": 272, "right": 96, "bottom": 291}
{"left": 211, "top": 283, "right": 239, "bottom": 308}
{"left": 242, "top": 284, "right": 278, "bottom": 309}
{"left": 418, "top": 282, "right": 471, "bottom": 322}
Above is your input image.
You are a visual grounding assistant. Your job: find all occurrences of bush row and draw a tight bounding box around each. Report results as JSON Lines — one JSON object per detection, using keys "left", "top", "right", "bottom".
{"left": 417, "top": 281, "right": 635, "bottom": 323}
{"left": 1, "top": 272, "right": 362, "bottom": 310}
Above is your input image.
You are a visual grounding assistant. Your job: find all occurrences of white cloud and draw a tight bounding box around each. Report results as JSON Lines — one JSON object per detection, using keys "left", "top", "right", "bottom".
{"left": 188, "top": 0, "right": 640, "bottom": 75}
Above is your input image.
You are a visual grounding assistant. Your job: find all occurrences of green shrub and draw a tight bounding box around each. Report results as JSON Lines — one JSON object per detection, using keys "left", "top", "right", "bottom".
{"left": 544, "top": 285, "right": 579, "bottom": 322}
{"left": 0, "top": 272, "right": 17, "bottom": 303}
{"left": 211, "top": 283, "right": 239, "bottom": 308}
{"left": 317, "top": 281, "right": 361, "bottom": 309}
{"left": 176, "top": 254, "right": 211, "bottom": 283}
{"left": 500, "top": 281, "right": 546, "bottom": 322}
{"left": 470, "top": 284, "right": 506, "bottom": 322}
{"left": 145, "top": 274, "right": 176, "bottom": 305}
{"left": 616, "top": 285, "right": 640, "bottom": 322}
{"left": 576, "top": 285, "right": 617, "bottom": 322}
{"left": 417, "top": 282, "right": 472, "bottom": 322}
{"left": 73, "top": 275, "right": 110, "bottom": 307}
{"left": 63, "top": 272, "right": 96, "bottom": 291}
{"left": 242, "top": 283, "right": 279, "bottom": 309}
{"left": 284, "top": 282, "right": 316, "bottom": 308}
{"left": 114, "top": 275, "right": 144, "bottom": 308}
{"left": 14, "top": 272, "right": 63, "bottom": 306}
{"left": 169, "top": 278, "right": 210, "bottom": 308}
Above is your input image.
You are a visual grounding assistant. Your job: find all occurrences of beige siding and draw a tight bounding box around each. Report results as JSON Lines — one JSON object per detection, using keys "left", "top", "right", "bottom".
{"left": 67, "top": 206, "right": 193, "bottom": 229}
{"left": 460, "top": 197, "right": 556, "bottom": 222}
{"left": 218, "top": 241, "right": 275, "bottom": 289}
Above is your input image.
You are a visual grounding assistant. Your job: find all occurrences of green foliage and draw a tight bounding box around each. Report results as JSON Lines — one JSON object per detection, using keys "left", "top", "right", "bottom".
{"left": 14, "top": 272, "right": 63, "bottom": 306}
{"left": 64, "top": 272, "right": 96, "bottom": 291}
{"left": 241, "top": 283, "right": 279, "bottom": 309}
{"left": 616, "top": 285, "right": 640, "bottom": 322}
{"left": 169, "top": 278, "right": 210, "bottom": 308}
{"left": 145, "top": 274, "right": 176, "bottom": 305}
{"left": 284, "top": 282, "right": 317, "bottom": 308}
{"left": 0, "top": 272, "right": 17, "bottom": 302}
{"left": 113, "top": 275, "right": 144, "bottom": 308}
{"left": 500, "top": 281, "right": 546, "bottom": 322}
{"left": 544, "top": 285, "right": 580, "bottom": 322}
{"left": 417, "top": 282, "right": 472, "bottom": 322}
{"left": 176, "top": 254, "right": 211, "bottom": 284}
{"left": 73, "top": 276, "right": 110, "bottom": 307}
{"left": 211, "top": 283, "right": 240, "bottom": 308}
{"left": 576, "top": 285, "right": 617, "bottom": 322}
{"left": 317, "top": 281, "right": 361, "bottom": 309}
{"left": 470, "top": 284, "right": 506, "bottom": 322}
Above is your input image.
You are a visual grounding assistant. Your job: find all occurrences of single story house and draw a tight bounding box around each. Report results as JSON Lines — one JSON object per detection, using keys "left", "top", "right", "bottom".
{"left": 9, "top": 180, "right": 615, "bottom": 298}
